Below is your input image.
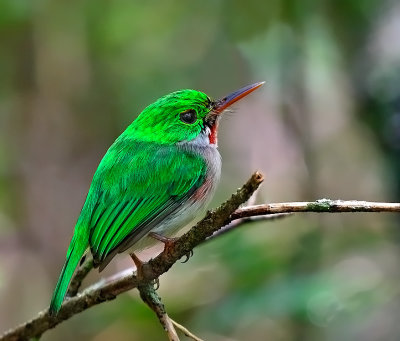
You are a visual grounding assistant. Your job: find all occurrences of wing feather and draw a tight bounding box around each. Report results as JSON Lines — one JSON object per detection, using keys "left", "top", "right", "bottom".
{"left": 94, "top": 200, "right": 130, "bottom": 253}
{"left": 97, "top": 198, "right": 146, "bottom": 257}
{"left": 86, "top": 139, "right": 206, "bottom": 268}
{"left": 90, "top": 201, "right": 119, "bottom": 247}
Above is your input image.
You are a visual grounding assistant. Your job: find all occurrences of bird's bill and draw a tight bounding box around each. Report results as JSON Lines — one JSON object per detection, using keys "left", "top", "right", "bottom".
{"left": 213, "top": 81, "right": 265, "bottom": 114}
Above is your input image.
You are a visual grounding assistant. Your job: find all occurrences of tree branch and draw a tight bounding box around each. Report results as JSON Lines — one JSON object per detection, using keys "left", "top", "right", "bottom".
{"left": 0, "top": 171, "right": 264, "bottom": 341}
{"left": 138, "top": 283, "right": 179, "bottom": 341}
{"left": 2, "top": 177, "right": 400, "bottom": 341}
{"left": 230, "top": 199, "right": 400, "bottom": 219}
{"left": 207, "top": 212, "right": 292, "bottom": 241}
{"left": 67, "top": 257, "right": 94, "bottom": 297}
{"left": 170, "top": 319, "right": 204, "bottom": 341}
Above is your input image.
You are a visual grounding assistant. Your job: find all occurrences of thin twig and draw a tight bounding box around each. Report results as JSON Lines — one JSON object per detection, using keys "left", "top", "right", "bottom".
{"left": 231, "top": 199, "right": 400, "bottom": 219}
{"left": 170, "top": 319, "right": 204, "bottom": 341}
{"left": 138, "top": 283, "right": 180, "bottom": 341}
{"left": 207, "top": 213, "right": 292, "bottom": 241}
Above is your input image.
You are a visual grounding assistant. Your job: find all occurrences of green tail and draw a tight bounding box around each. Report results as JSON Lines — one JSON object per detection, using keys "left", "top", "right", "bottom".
{"left": 49, "top": 232, "right": 87, "bottom": 316}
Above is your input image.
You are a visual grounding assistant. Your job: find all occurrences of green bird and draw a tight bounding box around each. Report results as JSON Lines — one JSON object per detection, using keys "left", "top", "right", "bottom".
{"left": 49, "top": 82, "right": 264, "bottom": 315}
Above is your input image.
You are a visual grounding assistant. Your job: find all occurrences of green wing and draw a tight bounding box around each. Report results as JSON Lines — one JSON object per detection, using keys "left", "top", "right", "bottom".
{"left": 85, "top": 139, "right": 206, "bottom": 270}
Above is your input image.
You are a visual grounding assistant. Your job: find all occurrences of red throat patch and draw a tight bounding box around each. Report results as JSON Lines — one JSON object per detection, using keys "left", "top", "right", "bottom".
{"left": 209, "top": 123, "right": 218, "bottom": 145}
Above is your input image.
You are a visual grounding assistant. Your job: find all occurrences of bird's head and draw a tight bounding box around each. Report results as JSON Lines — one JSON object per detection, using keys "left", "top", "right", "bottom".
{"left": 125, "top": 82, "right": 264, "bottom": 146}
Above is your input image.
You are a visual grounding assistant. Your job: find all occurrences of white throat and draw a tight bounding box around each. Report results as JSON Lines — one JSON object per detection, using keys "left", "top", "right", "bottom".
{"left": 181, "top": 126, "right": 217, "bottom": 148}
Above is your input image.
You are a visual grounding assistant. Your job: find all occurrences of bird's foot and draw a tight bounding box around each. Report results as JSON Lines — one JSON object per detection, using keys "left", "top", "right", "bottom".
{"left": 129, "top": 252, "right": 144, "bottom": 280}
{"left": 149, "top": 232, "right": 177, "bottom": 255}
{"left": 149, "top": 232, "right": 194, "bottom": 263}
{"left": 181, "top": 250, "right": 194, "bottom": 263}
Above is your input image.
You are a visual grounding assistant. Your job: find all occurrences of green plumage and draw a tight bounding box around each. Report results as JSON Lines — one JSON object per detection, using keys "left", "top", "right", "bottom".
{"left": 49, "top": 82, "right": 263, "bottom": 316}
{"left": 49, "top": 89, "right": 212, "bottom": 315}
{"left": 88, "top": 140, "right": 207, "bottom": 265}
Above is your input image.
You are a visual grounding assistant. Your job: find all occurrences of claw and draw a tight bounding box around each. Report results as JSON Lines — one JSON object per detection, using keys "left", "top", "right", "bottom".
{"left": 181, "top": 250, "right": 194, "bottom": 263}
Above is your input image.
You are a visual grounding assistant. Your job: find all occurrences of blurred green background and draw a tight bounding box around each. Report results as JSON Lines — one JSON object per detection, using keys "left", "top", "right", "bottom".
{"left": 1, "top": 0, "right": 400, "bottom": 340}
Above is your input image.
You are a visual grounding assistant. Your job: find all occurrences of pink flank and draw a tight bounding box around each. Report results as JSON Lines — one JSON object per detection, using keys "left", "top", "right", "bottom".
{"left": 192, "top": 176, "right": 214, "bottom": 201}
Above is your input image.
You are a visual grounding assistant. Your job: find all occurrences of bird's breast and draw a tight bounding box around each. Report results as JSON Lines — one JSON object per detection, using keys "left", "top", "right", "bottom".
{"left": 190, "top": 145, "right": 221, "bottom": 203}
{"left": 135, "top": 144, "right": 221, "bottom": 243}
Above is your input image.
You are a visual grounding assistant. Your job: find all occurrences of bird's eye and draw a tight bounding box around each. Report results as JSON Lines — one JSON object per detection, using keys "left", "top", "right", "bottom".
{"left": 179, "top": 109, "right": 197, "bottom": 124}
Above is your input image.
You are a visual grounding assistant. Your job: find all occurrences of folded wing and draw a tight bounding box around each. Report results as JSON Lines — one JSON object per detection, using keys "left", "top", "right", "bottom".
{"left": 86, "top": 139, "right": 206, "bottom": 270}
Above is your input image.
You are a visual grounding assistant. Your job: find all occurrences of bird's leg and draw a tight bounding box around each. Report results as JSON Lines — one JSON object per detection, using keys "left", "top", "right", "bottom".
{"left": 149, "top": 232, "right": 194, "bottom": 263}
{"left": 149, "top": 232, "right": 177, "bottom": 254}
{"left": 129, "top": 252, "right": 144, "bottom": 280}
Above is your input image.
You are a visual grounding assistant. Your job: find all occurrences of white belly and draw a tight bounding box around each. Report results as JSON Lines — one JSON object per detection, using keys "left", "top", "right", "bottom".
{"left": 130, "top": 143, "right": 221, "bottom": 252}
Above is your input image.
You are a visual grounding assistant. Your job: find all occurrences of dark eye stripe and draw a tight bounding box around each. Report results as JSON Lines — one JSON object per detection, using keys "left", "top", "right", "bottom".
{"left": 179, "top": 109, "right": 197, "bottom": 124}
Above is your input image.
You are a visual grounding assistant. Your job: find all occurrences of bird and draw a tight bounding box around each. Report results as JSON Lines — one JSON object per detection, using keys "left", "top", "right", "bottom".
{"left": 49, "top": 81, "right": 264, "bottom": 315}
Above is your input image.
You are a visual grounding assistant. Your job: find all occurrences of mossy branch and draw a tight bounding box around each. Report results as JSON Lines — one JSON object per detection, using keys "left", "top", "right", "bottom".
{"left": 0, "top": 172, "right": 263, "bottom": 341}
{"left": 1, "top": 173, "right": 400, "bottom": 341}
